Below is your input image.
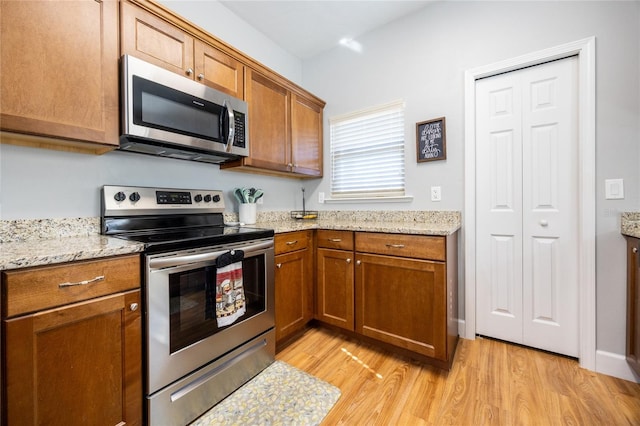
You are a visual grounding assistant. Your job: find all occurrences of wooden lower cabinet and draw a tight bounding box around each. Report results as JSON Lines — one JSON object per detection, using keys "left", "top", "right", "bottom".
{"left": 627, "top": 237, "right": 640, "bottom": 376}
{"left": 316, "top": 230, "right": 355, "bottom": 330}
{"left": 1, "top": 255, "right": 142, "bottom": 425}
{"left": 315, "top": 230, "right": 459, "bottom": 369}
{"left": 274, "top": 231, "right": 314, "bottom": 344}
{"left": 355, "top": 253, "right": 446, "bottom": 359}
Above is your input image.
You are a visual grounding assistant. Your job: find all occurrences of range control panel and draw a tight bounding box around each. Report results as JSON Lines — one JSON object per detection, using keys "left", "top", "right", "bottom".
{"left": 102, "top": 185, "right": 225, "bottom": 216}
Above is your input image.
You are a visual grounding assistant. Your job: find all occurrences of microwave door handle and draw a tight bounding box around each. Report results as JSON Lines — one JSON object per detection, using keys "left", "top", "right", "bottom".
{"left": 224, "top": 100, "right": 235, "bottom": 151}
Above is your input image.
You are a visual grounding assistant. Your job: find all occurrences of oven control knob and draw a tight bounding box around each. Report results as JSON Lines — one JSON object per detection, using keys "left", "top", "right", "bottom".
{"left": 204, "top": 194, "right": 212, "bottom": 203}
{"left": 212, "top": 194, "right": 221, "bottom": 203}
{"left": 114, "top": 191, "right": 126, "bottom": 202}
{"left": 129, "top": 192, "right": 141, "bottom": 203}
{"left": 194, "top": 194, "right": 203, "bottom": 202}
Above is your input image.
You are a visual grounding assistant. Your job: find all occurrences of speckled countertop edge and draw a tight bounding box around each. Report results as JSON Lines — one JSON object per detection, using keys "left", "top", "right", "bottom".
{"left": 0, "top": 210, "right": 460, "bottom": 270}
{"left": 622, "top": 212, "right": 640, "bottom": 238}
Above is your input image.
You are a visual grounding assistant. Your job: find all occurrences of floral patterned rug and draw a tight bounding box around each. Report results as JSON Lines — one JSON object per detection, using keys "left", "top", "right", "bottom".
{"left": 190, "top": 361, "right": 341, "bottom": 426}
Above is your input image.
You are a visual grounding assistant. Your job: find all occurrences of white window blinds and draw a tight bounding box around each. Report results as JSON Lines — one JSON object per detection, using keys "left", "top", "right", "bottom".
{"left": 329, "top": 100, "right": 405, "bottom": 199}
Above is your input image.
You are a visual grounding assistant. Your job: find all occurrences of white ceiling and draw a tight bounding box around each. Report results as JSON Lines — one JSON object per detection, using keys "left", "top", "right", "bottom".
{"left": 219, "top": 0, "right": 434, "bottom": 59}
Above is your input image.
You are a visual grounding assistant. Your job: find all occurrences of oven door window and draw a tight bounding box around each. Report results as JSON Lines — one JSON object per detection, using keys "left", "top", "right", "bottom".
{"left": 169, "top": 255, "right": 266, "bottom": 353}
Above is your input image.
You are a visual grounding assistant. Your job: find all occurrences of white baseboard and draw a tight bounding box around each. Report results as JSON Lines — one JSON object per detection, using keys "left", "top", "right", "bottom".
{"left": 595, "top": 350, "right": 640, "bottom": 383}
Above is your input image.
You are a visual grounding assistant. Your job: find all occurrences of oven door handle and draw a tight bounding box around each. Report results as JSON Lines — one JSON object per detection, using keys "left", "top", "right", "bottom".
{"left": 148, "top": 240, "right": 274, "bottom": 270}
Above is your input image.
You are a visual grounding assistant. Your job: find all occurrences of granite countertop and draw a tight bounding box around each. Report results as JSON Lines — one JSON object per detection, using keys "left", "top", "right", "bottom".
{"left": 622, "top": 212, "right": 640, "bottom": 239}
{"left": 0, "top": 210, "right": 461, "bottom": 271}
{"left": 0, "top": 235, "right": 144, "bottom": 271}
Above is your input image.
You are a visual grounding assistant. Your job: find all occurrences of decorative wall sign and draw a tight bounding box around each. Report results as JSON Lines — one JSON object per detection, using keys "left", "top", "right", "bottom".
{"left": 416, "top": 117, "right": 446, "bottom": 162}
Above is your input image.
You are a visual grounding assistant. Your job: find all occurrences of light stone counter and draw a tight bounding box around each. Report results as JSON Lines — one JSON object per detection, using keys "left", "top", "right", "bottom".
{"left": 0, "top": 210, "right": 460, "bottom": 271}
{"left": 622, "top": 212, "right": 640, "bottom": 239}
{"left": 0, "top": 217, "right": 144, "bottom": 271}
{"left": 233, "top": 210, "right": 461, "bottom": 236}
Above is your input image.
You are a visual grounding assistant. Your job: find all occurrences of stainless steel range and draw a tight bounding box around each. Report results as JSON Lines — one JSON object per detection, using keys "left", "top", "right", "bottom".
{"left": 101, "top": 185, "right": 275, "bottom": 426}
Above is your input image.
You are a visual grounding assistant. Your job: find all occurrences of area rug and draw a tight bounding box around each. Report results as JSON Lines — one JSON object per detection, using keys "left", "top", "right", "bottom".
{"left": 190, "top": 361, "right": 341, "bottom": 426}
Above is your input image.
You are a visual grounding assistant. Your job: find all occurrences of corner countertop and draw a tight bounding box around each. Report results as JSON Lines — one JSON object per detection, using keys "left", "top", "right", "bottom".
{"left": 0, "top": 210, "right": 460, "bottom": 271}
{"left": 622, "top": 212, "right": 640, "bottom": 239}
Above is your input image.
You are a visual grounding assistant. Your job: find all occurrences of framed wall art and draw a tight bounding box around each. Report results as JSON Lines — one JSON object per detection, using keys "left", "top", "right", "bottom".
{"left": 416, "top": 117, "right": 446, "bottom": 162}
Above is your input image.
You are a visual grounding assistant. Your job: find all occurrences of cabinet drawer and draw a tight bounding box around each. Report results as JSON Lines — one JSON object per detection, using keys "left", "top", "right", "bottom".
{"left": 317, "top": 230, "right": 354, "bottom": 250}
{"left": 355, "top": 232, "right": 445, "bottom": 261}
{"left": 275, "top": 230, "right": 311, "bottom": 255}
{"left": 2, "top": 254, "right": 141, "bottom": 318}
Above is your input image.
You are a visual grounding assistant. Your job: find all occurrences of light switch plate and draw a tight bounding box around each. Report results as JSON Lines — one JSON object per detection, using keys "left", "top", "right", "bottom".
{"left": 605, "top": 179, "right": 624, "bottom": 200}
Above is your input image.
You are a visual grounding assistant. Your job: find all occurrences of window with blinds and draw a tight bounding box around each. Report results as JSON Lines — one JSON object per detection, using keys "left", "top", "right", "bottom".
{"left": 329, "top": 100, "right": 405, "bottom": 199}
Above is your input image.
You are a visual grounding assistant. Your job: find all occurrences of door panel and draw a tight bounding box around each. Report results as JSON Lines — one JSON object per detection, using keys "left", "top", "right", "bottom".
{"left": 476, "top": 72, "right": 523, "bottom": 343}
{"left": 476, "top": 57, "right": 579, "bottom": 357}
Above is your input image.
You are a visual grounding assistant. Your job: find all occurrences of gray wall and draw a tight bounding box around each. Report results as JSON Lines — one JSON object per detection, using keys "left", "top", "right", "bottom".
{"left": 300, "top": 1, "right": 640, "bottom": 362}
{"left": 1, "top": 1, "right": 638, "bottom": 374}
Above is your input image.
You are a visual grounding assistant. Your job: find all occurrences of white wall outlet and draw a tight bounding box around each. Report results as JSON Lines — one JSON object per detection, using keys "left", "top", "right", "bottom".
{"left": 318, "top": 192, "right": 325, "bottom": 203}
{"left": 605, "top": 179, "right": 624, "bottom": 200}
{"left": 431, "top": 186, "right": 442, "bottom": 202}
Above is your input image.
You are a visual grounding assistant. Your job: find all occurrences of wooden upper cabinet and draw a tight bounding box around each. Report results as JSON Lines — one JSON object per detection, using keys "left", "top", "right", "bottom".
{"left": 0, "top": 0, "right": 119, "bottom": 153}
{"left": 291, "top": 93, "right": 323, "bottom": 177}
{"left": 195, "top": 41, "right": 244, "bottom": 99}
{"left": 120, "top": 1, "right": 244, "bottom": 98}
{"left": 120, "top": 1, "right": 195, "bottom": 79}
{"left": 222, "top": 68, "right": 324, "bottom": 178}
{"left": 242, "top": 68, "right": 291, "bottom": 173}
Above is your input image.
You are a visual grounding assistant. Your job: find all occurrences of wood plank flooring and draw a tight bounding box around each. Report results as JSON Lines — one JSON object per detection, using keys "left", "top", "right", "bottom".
{"left": 276, "top": 326, "right": 640, "bottom": 425}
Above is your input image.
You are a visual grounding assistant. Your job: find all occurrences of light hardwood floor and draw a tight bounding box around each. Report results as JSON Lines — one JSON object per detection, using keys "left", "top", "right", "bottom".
{"left": 276, "top": 326, "right": 640, "bottom": 425}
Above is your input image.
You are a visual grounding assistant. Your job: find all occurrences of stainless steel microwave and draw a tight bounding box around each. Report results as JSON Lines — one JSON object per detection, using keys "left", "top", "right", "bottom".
{"left": 120, "top": 55, "right": 248, "bottom": 164}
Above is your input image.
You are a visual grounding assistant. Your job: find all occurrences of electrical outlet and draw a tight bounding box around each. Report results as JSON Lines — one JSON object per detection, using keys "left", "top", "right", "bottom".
{"left": 318, "top": 192, "right": 325, "bottom": 203}
{"left": 431, "top": 186, "right": 442, "bottom": 202}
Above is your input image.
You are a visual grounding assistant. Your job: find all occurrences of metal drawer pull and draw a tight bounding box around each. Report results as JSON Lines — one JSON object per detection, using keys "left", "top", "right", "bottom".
{"left": 285, "top": 240, "right": 298, "bottom": 245}
{"left": 59, "top": 275, "right": 105, "bottom": 288}
{"left": 385, "top": 244, "right": 405, "bottom": 249}
{"left": 633, "top": 247, "right": 638, "bottom": 254}
{"left": 130, "top": 303, "right": 139, "bottom": 312}
{"left": 346, "top": 258, "right": 351, "bottom": 263}
{"left": 329, "top": 238, "right": 342, "bottom": 242}
{"left": 276, "top": 263, "right": 282, "bottom": 269}
{"left": 356, "top": 260, "right": 361, "bottom": 265}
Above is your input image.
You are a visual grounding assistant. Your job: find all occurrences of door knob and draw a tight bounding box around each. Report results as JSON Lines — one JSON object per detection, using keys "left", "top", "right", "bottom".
{"left": 540, "top": 220, "right": 549, "bottom": 227}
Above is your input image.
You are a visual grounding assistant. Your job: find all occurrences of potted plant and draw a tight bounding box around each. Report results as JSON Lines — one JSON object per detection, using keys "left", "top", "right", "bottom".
{"left": 233, "top": 187, "right": 263, "bottom": 224}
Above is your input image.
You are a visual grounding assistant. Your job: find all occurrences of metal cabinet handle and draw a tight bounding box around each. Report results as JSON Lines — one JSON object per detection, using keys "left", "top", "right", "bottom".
{"left": 186, "top": 68, "right": 193, "bottom": 76}
{"left": 59, "top": 275, "right": 105, "bottom": 288}
{"left": 130, "top": 303, "right": 139, "bottom": 312}
{"left": 276, "top": 263, "right": 282, "bottom": 269}
{"left": 356, "top": 260, "right": 361, "bottom": 265}
{"left": 346, "top": 258, "right": 351, "bottom": 263}
{"left": 385, "top": 244, "right": 405, "bottom": 249}
{"left": 329, "top": 238, "right": 342, "bottom": 242}
{"left": 285, "top": 240, "right": 298, "bottom": 246}
{"left": 197, "top": 73, "right": 204, "bottom": 80}
{"left": 633, "top": 247, "right": 638, "bottom": 254}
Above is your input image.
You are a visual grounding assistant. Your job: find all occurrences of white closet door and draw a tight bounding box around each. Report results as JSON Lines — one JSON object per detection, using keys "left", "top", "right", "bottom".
{"left": 475, "top": 56, "right": 579, "bottom": 357}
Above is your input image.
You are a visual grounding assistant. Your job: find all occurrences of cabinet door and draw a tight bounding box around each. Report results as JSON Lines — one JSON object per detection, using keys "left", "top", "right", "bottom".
{"left": 627, "top": 237, "right": 640, "bottom": 376}
{"left": 275, "top": 249, "right": 312, "bottom": 343}
{"left": 3, "top": 290, "right": 142, "bottom": 425}
{"left": 194, "top": 41, "right": 245, "bottom": 99}
{"left": 291, "top": 93, "right": 323, "bottom": 177}
{"left": 0, "top": 0, "right": 118, "bottom": 150}
{"left": 355, "top": 253, "right": 447, "bottom": 360}
{"left": 121, "top": 1, "right": 195, "bottom": 79}
{"left": 316, "top": 248, "right": 354, "bottom": 330}
{"left": 244, "top": 69, "right": 291, "bottom": 173}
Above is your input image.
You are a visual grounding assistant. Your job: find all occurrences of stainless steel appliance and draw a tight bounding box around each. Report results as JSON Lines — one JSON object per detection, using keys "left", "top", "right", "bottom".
{"left": 101, "top": 185, "right": 275, "bottom": 426}
{"left": 120, "top": 55, "right": 249, "bottom": 164}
